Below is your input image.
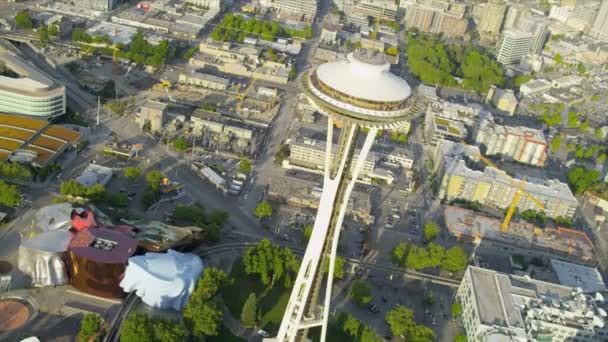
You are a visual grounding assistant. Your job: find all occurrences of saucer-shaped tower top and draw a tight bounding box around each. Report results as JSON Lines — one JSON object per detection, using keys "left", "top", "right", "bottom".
{"left": 300, "top": 49, "right": 414, "bottom": 128}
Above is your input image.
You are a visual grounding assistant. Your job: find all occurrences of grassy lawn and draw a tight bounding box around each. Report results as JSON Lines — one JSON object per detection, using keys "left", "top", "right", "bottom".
{"left": 223, "top": 258, "right": 265, "bottom": 318}
{"left": 259, "top": 285, "right": 290, "bottom": 333}
{"left": 208, "top": 325, "right": 246, "bottom": 342}
{"left": 222, "top": 258, "right": 291, "bottom": 334}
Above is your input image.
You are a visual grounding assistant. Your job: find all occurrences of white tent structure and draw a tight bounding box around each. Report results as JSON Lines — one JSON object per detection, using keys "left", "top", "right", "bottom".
{"left": 18, "top": 231, "right": 71, "bottom": 287}
{"left": 120, "top": 250, "right": 203, "bottom": 310}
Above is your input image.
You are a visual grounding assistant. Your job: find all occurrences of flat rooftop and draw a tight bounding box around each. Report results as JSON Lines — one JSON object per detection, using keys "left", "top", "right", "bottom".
{"left": 0, "top": 113, "right": 82, "bottom": 167}
{"left": 551, "top": 259, "right": 607, "bottom": 293}
{"left": 87, "top": 22, "right": 138, "bottom": 45}
{"left": 445, "top": 206, "right": 595, "bottom": 262}
{"left": 0, "top": 46, "right": 64, "bottom": 97}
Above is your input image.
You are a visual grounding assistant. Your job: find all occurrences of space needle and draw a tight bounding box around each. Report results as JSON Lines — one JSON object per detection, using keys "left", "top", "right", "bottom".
{"left": 267, "top": 49, "right": 422, "bottom": 342}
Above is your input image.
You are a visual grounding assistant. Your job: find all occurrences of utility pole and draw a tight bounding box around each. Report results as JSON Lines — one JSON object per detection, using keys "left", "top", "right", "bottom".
{"left": 190, "top": 135, "right": 196, "bottom": 166}
{"left": 96, "top": 96, "right": 100, "bottom": 126}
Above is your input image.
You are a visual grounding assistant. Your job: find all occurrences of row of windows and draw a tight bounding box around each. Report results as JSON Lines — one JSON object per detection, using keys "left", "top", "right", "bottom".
{"left": 0, "top": 90, "right": 64, "bottom": 103}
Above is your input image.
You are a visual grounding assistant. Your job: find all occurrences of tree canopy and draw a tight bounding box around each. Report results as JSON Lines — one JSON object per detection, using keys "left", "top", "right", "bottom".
{"left": 123, "top": 166, "right": 141, "bottom": 181}
{"left": 173, "top": 137, "right": 189, "bottom": 151}
{"left": 183, "top": 268, "right": 228, "bottom": 338}
{"left": 392, "top": 242, "right": 467, "bottom": 272}
{"left": 254, "top": 200, "right": 273, "bottom": 219}
{"left": 385, "top": 305, "right": 434, "bottom": 341}
{"left": 322, "top": 256, "right": 345, "bottom": 279}
{"left": 120, "top": 313, "right": 188, "bottom": 342}
{"left": 567, "top": 166, "right": 600, "bottom": 195}
{"left": 211, "top": 13, "right": 312, "bottom": 43}
{"left": 349, "top": 280, "right": 372, "bottom": 307}
{"left": 0, "top": 181, "right": 21, "bottom": 208}
{"left": 79, "top": 313, "right": 103, "bottom": 342}
{"left": 15, "top": 11, "right": 33, "bottom": 30}
{"left": 243, "top": 239, "right": 300, "bottom": 288}
{"left": 334, "top": 312, "right": 383, "bottom": 342}
{"left": 239, "top": 160, "right": 252, "bottom": 173}
{"left": 406, "top": 33, "right": 504, "bottom": 93}
{"left": 423, "top": 221, "right": 440, "bottom": 241}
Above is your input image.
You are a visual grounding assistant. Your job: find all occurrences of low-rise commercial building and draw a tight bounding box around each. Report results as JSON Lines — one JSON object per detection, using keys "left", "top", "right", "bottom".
{"left": 0, "top": 46, "right": 65, "bottom": 118}
{"left": 520, "top": 78, "right": 552, "bottom": 97}
{"left": 260, "top": 0, "right": 317, "bottom": 22}
{"left": 486, "top": 85, "right": 518, "bottom": 115}
{"left": 189, "top": 40, "right": 291, "bottom": 84}
{"left": 138, "top": 100, "right": 167, "bottom": 133}
{"left": 178, "top": 71, "right": 230, "bottom": 91}
{"left": 474, "top": 118, "right": 547, "bottom": 167}
{"left": 439, "top": 158, "right": 577, "bottom": 218}
{"left": 267, "top": 176, "right": 374, "bottom": 225}
{"left": 457, "top": 267, "right": 608, "bottom": 342}
{"left": 446, "top": 206, "right": 595, "bottom": 263}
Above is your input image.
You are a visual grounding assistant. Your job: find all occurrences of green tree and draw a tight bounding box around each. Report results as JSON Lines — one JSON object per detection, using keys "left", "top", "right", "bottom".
{"left": 359, "top": 326, "right": 383, "bottom": 342}
{"left": 152, "top": 319, "right": 188, "bottom": 342}
{"left": 554, "top": 53, "right": 563, "bottom": 64}
{"left": 241, "top": 292, "right": 258, "bottom": 328}
{"left": 427, "top": 242, "right": 445, "bottom": 268}
{"left": 48, "top": 25, "right": 59, "bottom": 36}
{"left": 580, "top": 119, "right": 589, "bottom": 132}
{"left": 71, "top": 27, "right": 92, "bottom": 43}
{"left": 254, "top": 200, "right": 273, "bottom": 219}
{"left": 567, "top": 166, "right": 600, "bottom": 194}
{"left": 39, "top": 26, "right": 50, "bottom": 44}
{"left": 173, "top": 137, "right": 189, "bottom": 151}
{"left": 183, "top": 268, "right": 228, "bottom": 338}
{"left": 451, "top": 303, "right": 462, "bottom": 318}
{"left": 341, "top": 313, "right": 361, "bottom": 338}
{"left": 349, "top": 280, "right": 372, "bottom": 307}
{"left": 303, "top": 223, "right": 313, "bottom": 241}
{"left": 0, "top": 181, "right": 21, "bottom": 207}
{"left": 423, "top": 221, "right": 440, "bottom": 241}
{"left": 322, "top": 256, "right": 345, "bottom": 279}
{"left": 406, "top": 245, "right": 431, "bottom": 270}
{"left": 386, "top": 305, "right": 434, "bottom": 341}
{"left": 123, "top": 166, "right": 141, "bottom": 181}
{"left": 146, "top": 170, "right": 164, "bottom": 190}
{"left": 550, "top": 135, "right": 561, "bottom": 152}
{"left": 575, "top": 146, "right": 585, "bottom": 159}
{"left": 243, "top": 239, "right": 300, "bottom": 288}
{"left": 183, "top": 46, "right": 197, "bottom": 60}
{"left": 442, "top": 246, "right": 467, "bottom": 272}
{"left": 455, "top": 334, "right": 467, "bottom": 342}
{"left": 60, "top": 180, "right": 89, "bottom": 197}
{"left": 239, "top": 160, "right": 252, "bottom": 173}
{"left": 79, "top": 313, "right": 103, "bottom": 342}
{"left": 392, "top": 242, "right": 409, "bottom": 266}
{"left": 120, "top": 313, "right": 154, "bottom": 342}
{"left": 598, "top": 153, "right": 607, "bottom": 166}
{"left": 577, "top": 63, "right": 586, "bottom": 74}
{"left": 15, "top": 11, "right": 33, "bottom": 29}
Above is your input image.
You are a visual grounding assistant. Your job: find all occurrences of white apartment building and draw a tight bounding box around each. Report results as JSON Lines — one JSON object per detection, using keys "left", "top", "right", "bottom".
{"left": 423, "top": 100, "right": 484, "bottom": 145}
{"left": 187, "top": 0, "right": 221, "bottom": 9}
{"left": 496, "top": 30, "right": 534, "bottom": 65}
{"left": 287, "top": 136, "right": 413, "bottom": 184}
{"left": 457, "top": 267, "right": 608, "bottom": 342}
{"left": 474, "top": 118, "right": 547, "bottom": 167}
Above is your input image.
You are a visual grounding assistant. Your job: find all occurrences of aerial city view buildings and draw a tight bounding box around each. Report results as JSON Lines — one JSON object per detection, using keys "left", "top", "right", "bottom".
{"left": 0, "top": 0, "right": 607, "bottom": 342}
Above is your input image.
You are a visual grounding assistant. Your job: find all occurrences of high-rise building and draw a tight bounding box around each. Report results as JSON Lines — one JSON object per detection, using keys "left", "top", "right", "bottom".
{"left": 496, "top": 29, "right": 534, "bottom": 65}
{"left": 518, "top": 16, "right": 550, "bottom": 54}
{"left": 457, "top": 267, "right": 608, "bottom": 342}
{"left": 478, "top": 0, "right": 507, "bottom": 41}
{"left": 268, "top": 49, "right": 421, "bottom": 342}
{"left": 405, "top": 0, "right": 468, "bottom": 38}
{"left": 590, "top": 0, "right": 608, "bottom": 42}
{"left": 566, "top": 1, "right": 600, "bottom": 32}
{"left": 260, "top": 0, "right": 317, "bottom": 21}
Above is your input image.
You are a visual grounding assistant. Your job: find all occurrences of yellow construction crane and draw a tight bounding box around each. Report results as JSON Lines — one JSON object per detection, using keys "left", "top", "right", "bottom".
{"left": 467, "top": 144, "right": 545, "bottom": 231}
{"left": 235, "top": 76, "right": 258, "bottom": 108}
